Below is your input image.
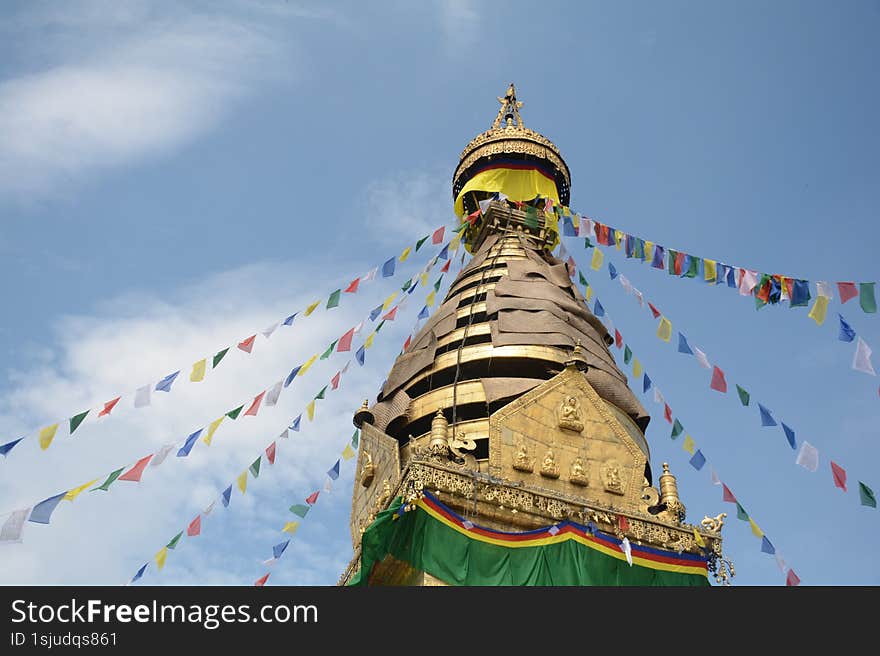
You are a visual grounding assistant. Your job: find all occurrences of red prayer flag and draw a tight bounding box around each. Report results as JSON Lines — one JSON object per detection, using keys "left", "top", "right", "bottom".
{"left": 337, "top": 327, "right": 355, "bottom": 352}
{"left": 838, "top": 282, "right": 858, "bottom": 304}
{"left": 265, "top": 442, "right": 276, "bottom": 465}
{"left": 830, "top": 461, "right": 847, "bottom": 492}
{"left": 330, "top": 371, "right": 341, "bottom": 390}
{"left": 187, "top": 515, "right": 201, "bottom": 537}
{"left": 617, "top": 514, "right": 629, "bottom": 532}
{"left": 614, "top": 329, "right": 623, "bottom": 349}
{"left": 403, "top": 335, "right": 412, "bottom": 352}
{"left": 255, "top": 573, "right": 270, "bottom": 587}
{"left": 710, "top": 366, "right": 728, "bottom": 393}
{"left": 118, "top": 455, "right": 154, "bottom": 482}
{"left": 673, "top": 251, "right": 686, "bottom": 275}
{"left": 305, "top": 491, "right": 319, "bottom": 505}
{"left": 465, "top": 209, "right": 481, "bottom": 225}
{"left": 98, "top": 396, "right": 121, "bottom": 417}
{"left": 648, "top": 302, "right": 661, "bottom": 319}
{"left": 786, "top": 569, "right": 801, "bottom": 586}
{"left": 440, "top": 259, "right": 451, "bottom": 273}
{"left": 432, "top": 226, "right": 445, "bottom": 244}
{"left": 664, "top": 404, "right": 672, "bottom": 423}
{"left": 756, "top": 280, "right": 771, "bottom": 302}
{"left": 238, "top": 335, "right": 256, "bottom": 353}
{"left": 382, "top": 307, "right": 398, "bottom": 321}
{"left": 722, "top": 484, "right": 737, "bottom": 503}
{"left": 344, "top": 278, "right": 360, "bottom": 293}
{"left": 244, "top": 391, "right": 266, "bottom": 417}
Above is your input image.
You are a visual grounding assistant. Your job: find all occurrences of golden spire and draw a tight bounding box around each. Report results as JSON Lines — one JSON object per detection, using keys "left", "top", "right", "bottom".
{"left": 492, "top": 82, "right": 525, "bottom": 129}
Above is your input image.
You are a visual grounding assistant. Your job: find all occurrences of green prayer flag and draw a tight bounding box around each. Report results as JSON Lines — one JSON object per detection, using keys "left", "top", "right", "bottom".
{"left": 667, "top": 249, "right": 677, "bottom": 275}
{"left": 434, "top": 277, "right": 443, "bottom": 293}
{"left": 314, "top": 386, "right": 327, "bottom": 400}
{"left": 166, "top": 531, "right": 183, "bottom": 550}
{"left": 584, "top": 238, "right": 594, "bottom": 249}
{"left": 735, "top": 502, "right": 749, "bottom": 521}
{"left": 69, "top": 410, "right": 89, "bottom": 435}
{"left": 684, "top": 256, "right": 700, "bottom": 278}
{"left": 290, "top": 504, "right": 310, "bottom": 518}
{"left": 735, "top": 385, "right": 750, "bottom": 407}
{"left": 578, "top": 271, "right": 588, "bottom": 286}
{"left": 320, "top": 340, "right": 338, "bottom": 359}
{"left": 227, "top": 405, "right": 244, "bottom": 420}
{"left": 326, "top": 289, "right": 341, "bottom": 309}
{"left": 671, "top": 419, "right": 684, "bottom": 439}
{"left": 213, "top": 348, "right": 230, "bottom": 369}
{"left": 401, "top": 279, "right": 412, "bottom": 292}
{"left": 860, "top": 282, "right": 877, "bottom": 314}
{"left": 91, "top": 468, "right": 125, "bottom": 492}
{"left": 415, "top": 236, "right": 429, "bottom": 252}
{"left": 249, "top": 457, "right": 261, "bottom": 479}
{"left": 375, "top": 320, "right": 386, "bottom": 333}
{"left": 623, "top": 346, "right": 632, "bottom": 365}
{"left": 859, "top": 481, "right": 877, "bottom": 508}
{"left": 351, "top": 429, "right": 359, "bottom": 448}
{"left": 524, "top": 206, "right": 539, "bottom": 228}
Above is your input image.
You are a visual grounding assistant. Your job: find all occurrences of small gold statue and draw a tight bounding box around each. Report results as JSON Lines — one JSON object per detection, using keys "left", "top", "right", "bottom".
{"left": 359, "top": 451, "right": 375, "bottom": 488}
{"left": 373, "top": 479, "right": 392, "bottom": 514}
{"left": 558, "top": 394, "right": 584, "bottom": 433}
{"left": 569, "top": 457, "right": 588, "bottom": 486}
{"left": 602, "top": 460, "right": 624, "bottom": 495}
{"left": 513, "top": 441, "right": 533, "bottom": 472}
{"left": 701, "top": 513, "right": 727, "bottom": 534}
{"left": 540, "top": 447, "right": 560, "bottom": 479}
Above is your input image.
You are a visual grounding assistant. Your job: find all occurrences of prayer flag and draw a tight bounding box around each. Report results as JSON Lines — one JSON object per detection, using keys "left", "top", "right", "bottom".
{"left": 704, "top": 259, "right": 717, "bottom": 283}
{"left": 860, "top": 283, "right": 877, "bottom": 313}
{"left": 249, "top": 456, "right": 261, "bottom": 478}
{"left": 0, "top": 437, "right": 23, "bottom": 457}
{"left": 693, "top": 346, "right": 711, "bottom": 369}
{"left": 693, "top": 527, "right": 706, "bottom": 547}
{"left": 790, "top": 279, "right": 811, "bottom": 307}
{"left": 134, "top": 385, "right": 151, "bottom": 408}
{"left": 786, "top": 570, "right": 800, "bottom": 586}
{"left": 683, "top": 435, "right": 696, "bottom": 454}
{"left": 761, "top": 537, "right": 776, "bottom": 555}
{"left": 29, "top": 492, "right": 66, "bottom": 524}
{"left": 221, "top": 486, "right": 232, "bottom": 507}
{"left": 623, "top": 345, "right": 632, "bottom": 364}
{"left": 664, "top": 404, "right": 672, "bottom": 423}
{"left": 382, "top": 257, "right": 395, "bottom": 277}
{"left": 283, "top": 521, "right": 300, "bottom": 534}
{"left": 677, "top": 333, "right": 693, "bottom": 355}
{"left": 621, "top": 537, "right": 632, "bottom": 566}
{"left": 722, "top": 484, "right": 736, "bottom": 503}
{"left": 237, "top": 336, "right": 256, "bottom": 354}
{"left": 244, "top": 391, "right": 265, "bottom": 417}
{"left": 735, "top": 502, "right": 748, "bottom": 521}
{"left": 290, "top": 504, "right": 310, "bottom": 518}
{"left": 177, "top": 429, "right": 203, "bottom": 457}
{"left": 593, "top": 299, "right": 605, "bottom": 317}
{"left": 671, "top": 419, "right": 684, "bottom": 439}
{"left": 342, "top": 444, "right": 356, "bottom": 460}
{"left": 155, "top": 370, "right": 181, "bottom": 393}
{"left": 97, "top": 396, "right": 121, "bottom": 417}
{"left": 830, "top": 461, "right": 847, "bottom": 491}
{"left": 643, "top": 373, "right": 652, "bottom": 393}
{"left": 657, "top": 317, "right": 672, "bottom": 342}
{"left": 749, "top": 518, "right": 763, "bottom": 537}
{"left": 265, "top": 442, "right": 276, "bottom": 465}
{"left": 190, "top": 359, "right": 207, "bottom": 382}
{"left": 304, "top": 300, "right": 320, "bottom": 316}
{"left": 689, "top": 449, "right": 706, "bottom": 470}
{"left": 795, "top": 441, "right": 819, "bottom": 472}
{"left": 305, "top": 491, "right": 319, "bottom": 505}
{"left": 736, "top": 385, "right": 750, "bottom": 406}
{"left": 155, "top": 547, "right": 168, "bottom": 571}
{"left": 432, "top": 226, "right": 445, "bottom": 244}
{"left": 213, "top": 348, "right": 229, "bottom": 368}
{"left": 70, "top": 411, "right": 89, "bottom": 434}
{"left": 590, "top": 248, "right": 603, "bottom": 271}
{"left": 710, "top": 366, "right": 728, "bottom": 393}
{"left": 264, "top": 381, "right": 283, "bottom": 407}
{"left": 838, "top": 282, "right": 858, "bottom": 304}
{"left": 608, "top": 262, "right": 618, "bottom": 280}
{"left": 399, "top": 247, "right": 411, "bottom": 263}
{"left": 858, "top": 481, "right": 877, "bottom": 508}
{"left": 344, "top": 278, "right": 360, "bottom": 294}
{"left": 337, "top": 327, "right": 355, "bottom": 352}
{"left": 781, "top": 422, "right": 796, "bottom": 450}
{"left": 327, "top": 459, "right": 341, "bottom": 480}
{"left": 237, "top": 471, "right": 248, "bottom": 494}
{"left": 306, "top": 399, "right": 316, "bottom": 421}
{"left": 614, "top": 329, "right": 623, "bottom": 349}
{"left": 119, "top": 455, "right": 153, "bottom": 482}
{"left": 852, "top": 336, "right": 876, "bottom": 375}
{"left": 284, "top": 366, "right": 302, "bottom": 388}
{"left": 299, "top": 354, "right": 318, "bottom": 376}
{"left": 632, "top": 358, "right": 642, "bottom": 378}
{"left": 255, "top": 573, "right": 269, "bottom": 587}
{"left": 0, "top": 509, "right": 29, "bottom": 543}
{"left": 39, "top": 424, "right": 59, "bottom": 450}
{"left": 331, "top": 371, "right": 341, "bottom": 390}
{"left": 64, "top": 479, "right": 99, "bottom": 501}
{"left": 187, "top": 515, "right": 201, "bottom": 537}
{"left": 758, "top": 404, "right": 777, "bottom": 427}
{"left": 808, "top": 295, "right": 829, "bottom": 326}
{"left": 290, "top": 415, "right": 301, "bottom": 431}
{"left": 326, "top": 289, "right": 341, "bottom": 309}
{"left": 838, "top": 314, "right": 856, "bottom": 342}
{"left": 356, "top": 345, "right": 366, "bottom": 365}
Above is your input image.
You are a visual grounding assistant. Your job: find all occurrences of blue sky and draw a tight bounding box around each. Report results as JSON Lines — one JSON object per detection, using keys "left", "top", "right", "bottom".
{"left": 0, "top": 0, "right": 878, "bottom": 585}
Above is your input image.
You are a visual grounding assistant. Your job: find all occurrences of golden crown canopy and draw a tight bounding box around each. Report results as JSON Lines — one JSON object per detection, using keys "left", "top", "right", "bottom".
{"left": 452, "top": 83, "right": 572, "bottom": 213}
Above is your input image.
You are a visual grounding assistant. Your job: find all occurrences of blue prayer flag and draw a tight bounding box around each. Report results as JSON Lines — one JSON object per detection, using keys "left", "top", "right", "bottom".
{"left": 382, "top": 257, "right": 395, "bottom": 277}
{"left": 593, "top": 300, "right": 605, "bottom": 317}
{"left": 0, "top": 437, "right": 24, "bottom": 457}
{"left": 651, "top": 245, "right": 665, "bottom": 269}
{"left": 781, "top": 422, "right": 797, "bottom": 450}
{"left": 689, "top": 449, "right": 706, "bottom": 471}
{"left": 758, "top": 403, "right": 777, "bottom": 427}
{"left": 643, "top": 373, "right": 652, "bottom": 393}
{"left": 327, "top": 459, "right": 341, "bottom": 481}
{"left": 726, "top": 267, "right": 737, "bottom": 288}
{"left": 284, "top": 365, "right": 302, "bottom": 388}
{"left": 677, "top": 332, "right": 694, "bottom": 355}
{"left": 790, "top": 279, "right": 811, "bottom": 307}
{"left": 562, "top": 216, "right": 576, "bottom": 236}
{"left": 838, "top": 314, "right": 856, "bottom": 342}
{"left": 418, "top": 305, "right": 429, "bottom": 320}
{"left": 28, "top": 492, "right": 66, "bottom": 525}
{"left": 407, "top": 281, "right": 418, "bottom": 294}
{"left": 608, "top": 263, "right": 618, "bottom": 280}
{"left": 282, "top": 313, "right": 297, "bottom": 326}
{"left": 356, "top": 345, "right": 366, "bottom": 366}
{"left": 221, "top": 485, "right": 232, "bottom": 507}
{"left": 272, "top": 540, "right": 290, "bottom": 560}
{"left": 155, "top": 370, "right": 180, "bottom": 393}
{"left": 290, "top": 415, "right": 302, "bottom": 432}
{"left": 131, "top": 563, "right": 148, "bottom": 583}
{"left": 760, "top": 536, "right": 776, "bottom": 555}
{"left": 438, "top": 244, "right": 449, "bottom": 260}
{"left": 369, "top": 305, "right": 382, "bottom": 321}
{"left": 177, "top": 429, "right": 203, "bottom": 457}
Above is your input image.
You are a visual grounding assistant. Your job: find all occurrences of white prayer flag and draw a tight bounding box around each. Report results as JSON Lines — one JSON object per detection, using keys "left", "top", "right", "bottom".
{"left": 694, "top": 346, "right": 712, "bottom": 370}
{"left": 134, "top": 385, "right": 151, "bottom": 408}
{"left": 653, "top": 387, "right": 665, "bottom": 405}
{"left": 478, "top": 198, "right": 493, "bottom": 214}
{"left": 619, "top": 275, "right": 632, "bottom": 294}
{"left": 579, "top": 217, "right": 593, "bottom": 237}
{"left": 633, "top": 289, "right": 643, "bottom": 307}
{"left": 203, "top": 501, "right": 216, "bottom": 516}
{"left": 710, "top": 468, "right": 721, "bottom": 486}
{"left": 264, "top": 381, "right": 283, "bottom": 407}
{"left": 261, "top": 322, "right": 279, "bottom": 339}
{"left": 853, "top": 337, "right": 876, "bottom": 376}
{"left": 278, "top": 429, "right": 289, "bottom": 440}
{"left": 323, "top": 477, "right": 333, "bottom": 493}
{"left": 816, "top": 281, "right": 834, "bottom": 300}
{"left": 738, "top": 269, "right": 759, "bottom": 296}
{"left": 621, "top": 537, "right": 633, "bottom": 566}
{"left": 0, "top": 508, "right": 30, "bottom": 544}
{"left": 775, "top": 553, "right": 787, "bottom": 573}
{"left": 795, "top": 441, "right": 819, "bottom": 472}
{"left": 363, "top": 267, "right": 378, "bottom": 282}
{"left": 150, "top": 443, "right": 176, "bottom": 468}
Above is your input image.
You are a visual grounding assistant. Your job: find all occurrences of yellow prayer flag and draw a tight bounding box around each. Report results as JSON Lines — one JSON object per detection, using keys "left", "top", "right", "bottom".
{"left": 299, "top": 354, "right": 318, "bottom": 376}
{"left": 283, "top": 521, "right": 300, "bottom": 535}
{"left": 203, "top": 416, "right": 225, "bottom": 446}
{"left": 585, "top": 285, "right": 593, "bottom": 301}
{"left": 571, "top": 213, "right": 579, "bottom": 229}
{"left": 749, "top": 518, "right": 763, "bottom": 537}
{"left": 189, "top": 358, "right": 207, "bottom": 382}
{"left": 693, "top": 527, "right": 706, "bottom": 548}
{"left": 39, "top": 424, "right": 59, "bottom": 451}
{"left": 590, "top": 248, "right": 603, "bottom": 271}
{"left": 382, "top": 293, "right": 398, "bottom": 311}
{"left": 304, "top": 300, "right": 320, "bottom": 316}
{"left": 399, "top": 246, "right": 412, "bottom": 262}
{"left": 155, "top": 547, "right": 168, "bottom": 570}
{"left": 703, "top": 259, "right": 717, "bottom": 283}
{"left": 306, "top": 399, "right": 316, "bottom": 421}
{"left": 657, "top": 316, "right": 672, "bottom": 342}
{"left": 682, "top": 435, "right": 696, "bottom": 455}
{"left": 645, "top": 241, "right": 654, "bottom": 261}
{"left": 365, "top": 332, "right": 376, "bottom": 349}
{"left": 632, "top": 358, "right": 643, "bottom": 378}
{"left": 237, "top": 471, "right": 248, "bottom": 494}
{"left": 342, "top": 444, "right": 356, "bottom": 460}
{"left": 450, "top": 234, "right": 462, "bottom": 252}
{"left": 808, "top": 295, "right": 829, "bottom": 326}
{"left": 64, "top": 479, "right": 99, "bottom": 502}
{"left": 563, "top": 205, "right": 571, "bottom": 217}
{"left": 614, "top": 230, "right": 622, "bottom": 250}
{"left": 420, "top": 272, "right": 429, "bottom": 287}
{"left": 426, "top": 290, "right": 436, "bottom": 307}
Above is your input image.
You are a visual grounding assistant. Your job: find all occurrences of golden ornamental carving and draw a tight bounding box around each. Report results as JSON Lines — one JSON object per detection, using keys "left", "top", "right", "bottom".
{"left": 540, "top": 448, "right": 560, "bottom": 479}
{"left": 513, "top": 441, "right": 534, "bottom": 472}
{"left": 658, "top": 462, "right": 686, "bottom": 524}
{"left": 359, "top": 451, "right": 375, "bottom": 488}
{"left": 569, "top": 457, "right": 588, "bottom": 486}
{"left": 373, "top": 479, "right": 393, "bottom": 515}
{"left": 602, "top": 459, "right": 625, "bottom": 495}
{"left": 701, "top": 513, "right": 726, "bottom": 534}
{"left": 557, "top": 394, "right": 584, "bottom": 433}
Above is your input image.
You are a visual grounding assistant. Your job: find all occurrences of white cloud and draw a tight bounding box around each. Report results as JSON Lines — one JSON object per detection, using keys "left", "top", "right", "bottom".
{"left": 434, "top": 0, "right": 481, "bottom": 53}
{"left": 0, "top": 4, "right": 293, "bottom": 204}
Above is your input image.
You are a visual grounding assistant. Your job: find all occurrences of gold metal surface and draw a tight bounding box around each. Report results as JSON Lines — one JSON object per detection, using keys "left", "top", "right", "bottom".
{"left": 435, "top": 322, "right": 491, "bottom": 350}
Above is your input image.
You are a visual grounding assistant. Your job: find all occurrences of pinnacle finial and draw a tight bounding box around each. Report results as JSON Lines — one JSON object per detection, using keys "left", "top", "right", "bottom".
{"left": 492, "top": 82, "right": 524, "bottom": 130}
